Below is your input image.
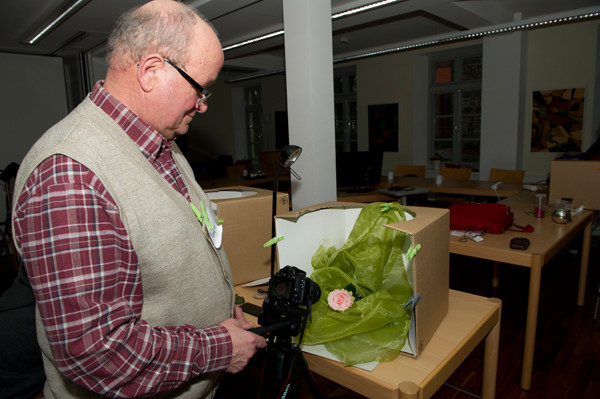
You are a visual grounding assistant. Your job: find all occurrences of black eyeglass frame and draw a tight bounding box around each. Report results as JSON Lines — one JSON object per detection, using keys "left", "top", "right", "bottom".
{"left": 163, "top": 58, "right": 211, "bottom": 103}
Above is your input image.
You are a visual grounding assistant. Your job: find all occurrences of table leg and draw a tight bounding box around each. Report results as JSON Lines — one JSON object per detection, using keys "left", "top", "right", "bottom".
{"left": 577, "top": 219, "right": 592, "bottom": 306}
{"left": 482, "top": 298, "right": 501, "bottom": 399}
{"left": 398, "top": 381, "right": 419, "bottom": 399}
{"left": 492, "top": 262, "right": 500, "bottom": 288}
{"left": 520, "top": 257, "right": 542, "bottom": 390}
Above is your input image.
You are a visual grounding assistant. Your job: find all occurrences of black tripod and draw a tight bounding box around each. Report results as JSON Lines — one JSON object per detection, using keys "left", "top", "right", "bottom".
{"left": 252, "top": 320, "right": 323, "bottom": 399}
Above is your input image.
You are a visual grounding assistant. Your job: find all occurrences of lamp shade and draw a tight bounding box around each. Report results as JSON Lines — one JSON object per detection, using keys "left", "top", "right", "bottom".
{"left": 280, "top": 145, "right": 302, "bottom": 168}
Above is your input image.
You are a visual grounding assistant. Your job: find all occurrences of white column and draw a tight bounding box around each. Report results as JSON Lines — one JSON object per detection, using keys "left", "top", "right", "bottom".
{"left": 282, "top": 0, "right": 337, "bottom": 209}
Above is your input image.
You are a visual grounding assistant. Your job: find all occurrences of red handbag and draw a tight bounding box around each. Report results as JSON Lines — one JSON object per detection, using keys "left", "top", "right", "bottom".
{"left": 448, "top": 203, "right": 514, "bottom": 234}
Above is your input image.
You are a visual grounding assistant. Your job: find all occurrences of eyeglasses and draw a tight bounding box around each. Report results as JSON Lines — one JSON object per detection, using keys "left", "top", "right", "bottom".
{"left": 163, "top": 58, "right": 211, "bottom": 104}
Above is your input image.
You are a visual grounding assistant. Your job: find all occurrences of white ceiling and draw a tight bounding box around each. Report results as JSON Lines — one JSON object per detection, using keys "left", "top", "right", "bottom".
{"left": 0, "top": 0, "right": 598, "bottom": 80}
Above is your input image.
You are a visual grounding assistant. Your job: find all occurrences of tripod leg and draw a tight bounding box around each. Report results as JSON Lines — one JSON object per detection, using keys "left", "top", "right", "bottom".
{"left": 594, "top": 284, "right": 599, "bottom": 321}
{"left": 291, "top": 348, "right": 324, "bottom": 399}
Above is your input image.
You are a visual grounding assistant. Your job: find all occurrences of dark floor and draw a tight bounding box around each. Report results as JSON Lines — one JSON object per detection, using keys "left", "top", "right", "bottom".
{"left": 2, "top": 231, "right": 599, "bottom": 399}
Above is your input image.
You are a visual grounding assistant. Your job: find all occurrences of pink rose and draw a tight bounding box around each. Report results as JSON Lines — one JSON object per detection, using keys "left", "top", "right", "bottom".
{"left": 328, "top": 289, "right": 355, "bottom": 312}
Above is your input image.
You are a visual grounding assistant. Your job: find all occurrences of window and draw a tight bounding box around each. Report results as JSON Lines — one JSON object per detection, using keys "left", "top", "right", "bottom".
{"left": 429, "top": 53, "right": 482, "bottom": 171}
{"left": 334, "top": 66, "right": 357, "bottom": 152}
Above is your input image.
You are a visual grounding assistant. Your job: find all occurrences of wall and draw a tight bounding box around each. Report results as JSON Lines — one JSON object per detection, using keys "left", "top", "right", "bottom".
{"left": 355, "top": 50, "right": 415, "bottom": 173}
{"left": 192, "top": 20, "right": 599, "bottom": 185}
{"left": 345, "top": 20, "right": 598, "bottom": 182}
{"left": 185, "top": 77, "right": 236, "bottom": 164}
{"left": 186, "top": 73, "right": 287, "bottom": 166}
{"left": 524, "top": 20, "right": 599, "bottom": 177}
{"left": 0, "top": 52, "right": 68, "bottom": 223}
{"left": 349, "top": 41, "right": 482, "bottom": 176}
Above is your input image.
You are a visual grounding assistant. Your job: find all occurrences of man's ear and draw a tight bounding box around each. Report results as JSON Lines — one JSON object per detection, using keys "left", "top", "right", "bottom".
{"left": 136, "top": 54, "right": 164, "bottom": 93}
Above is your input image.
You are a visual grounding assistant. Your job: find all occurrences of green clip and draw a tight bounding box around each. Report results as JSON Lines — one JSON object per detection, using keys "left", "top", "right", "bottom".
{"left": 264, "top": 236, "right": 285, "bottom": 248}
{"left": 406, "top": 244, "right": 422, "bottom": 261}
{"left": 200, "top": 201, "right": 213, "bottom": 230}
{"left": 217, "top": 219, "right": 224, "bottom": 224}
{"left": 190, "top": 202, "right": 213, "bottom": 230}
{"left": 190, "top": 202, "right": 203, "bottom": 222}
{"left": 380, "top": 203, "right": 392, "bottom": 212}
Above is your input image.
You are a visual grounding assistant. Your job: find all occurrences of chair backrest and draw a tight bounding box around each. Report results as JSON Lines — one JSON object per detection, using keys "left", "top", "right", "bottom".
{"left": 488, "top": 168, "right": 525, "bottom": 183}
{"left": 395, "top": 164, "right": 426, "bottom": 178}
{"left": 440, "top": 167, "right": 471, "bottom": 181}
{"left": 225, "top": 164, "right": 246, "bottom": 177}
{"left": 259, "top": 151, "right": 282, "bottom": 175}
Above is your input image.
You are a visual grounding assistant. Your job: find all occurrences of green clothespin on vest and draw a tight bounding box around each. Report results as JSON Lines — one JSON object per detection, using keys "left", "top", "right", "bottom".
{"left": 190, "top": 202, "right": 213, "bottom": 231}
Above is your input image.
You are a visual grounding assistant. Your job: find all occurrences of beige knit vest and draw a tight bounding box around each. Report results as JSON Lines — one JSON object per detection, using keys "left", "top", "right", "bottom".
{"left": 12, "top": 97, "right": 234, "bottom": 399}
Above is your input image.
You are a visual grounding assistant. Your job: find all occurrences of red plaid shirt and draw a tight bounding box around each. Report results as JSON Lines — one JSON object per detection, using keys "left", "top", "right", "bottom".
{"left": 13, "top": 82, "right": 232, "bottom": 397}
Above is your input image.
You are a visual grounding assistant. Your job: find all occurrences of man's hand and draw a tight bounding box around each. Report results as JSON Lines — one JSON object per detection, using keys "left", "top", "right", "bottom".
{"left": 220, "top": 306, "right": 267, "bottom": 373}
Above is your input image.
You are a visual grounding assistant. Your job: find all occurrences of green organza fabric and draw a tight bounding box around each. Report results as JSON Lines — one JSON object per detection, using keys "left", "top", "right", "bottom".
{"left": 302, "top": 202, "right": 414, "bottom": 365}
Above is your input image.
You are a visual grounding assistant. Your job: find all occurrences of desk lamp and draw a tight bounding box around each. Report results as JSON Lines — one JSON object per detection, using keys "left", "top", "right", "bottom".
{"left": 271, "top": 145, "right": 302, "bottom": 280}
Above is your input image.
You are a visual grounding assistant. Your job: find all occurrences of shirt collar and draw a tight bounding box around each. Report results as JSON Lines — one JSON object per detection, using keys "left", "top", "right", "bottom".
{"left": 89, "top": 81, "right": 169, "bottom": 162}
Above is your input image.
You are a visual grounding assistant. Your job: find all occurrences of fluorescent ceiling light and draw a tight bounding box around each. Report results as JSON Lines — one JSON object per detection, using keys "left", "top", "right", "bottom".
{"left": 338, "top": 10, "right": 600, "bottom": 62}
{"left": 332, "top": 0, "right": 401, "bottom": 20}
{"left": 226, "top": 9, "right": 600, "bottom": 83}
{"left": 223, "top": 30, "right": 284, "bottom": 51}
{"left": 223, "top": 0, "right": 399, "bottom": 51}
{"left": 26, "top": 0, "right": 90, "bottom": 45}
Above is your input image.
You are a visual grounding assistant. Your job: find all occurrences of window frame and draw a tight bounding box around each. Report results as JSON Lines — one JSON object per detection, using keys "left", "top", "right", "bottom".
{"left": 428, "top": 49, "right": 482, "bottom": 171}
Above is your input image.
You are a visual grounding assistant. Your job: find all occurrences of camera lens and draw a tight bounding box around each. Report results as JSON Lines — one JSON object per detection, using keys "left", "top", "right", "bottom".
{"left": 307, "top": 280, "right": 321, "bottom": 304}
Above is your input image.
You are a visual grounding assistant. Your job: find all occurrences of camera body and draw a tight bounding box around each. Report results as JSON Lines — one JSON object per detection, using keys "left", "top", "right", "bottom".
{"left": 258, "top": 265, "right": 320, "bottom": 337}
{"left": 269, "top": 265, "right": 320, "bottom": 307}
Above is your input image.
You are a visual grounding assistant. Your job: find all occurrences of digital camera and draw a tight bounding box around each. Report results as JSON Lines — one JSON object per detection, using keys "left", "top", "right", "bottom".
{"left": 257, "top": 265, "right": 320, "bottom": 337}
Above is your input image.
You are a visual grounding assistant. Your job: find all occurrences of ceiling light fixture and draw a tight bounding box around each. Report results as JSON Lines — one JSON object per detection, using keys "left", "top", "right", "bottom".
{"left": 335, "top": 9, "right": 600, "bottom": 62}
{"left": 222, "top": 30, "right": 284, "bottom": 51}
{"left": 225, "top": 8, "right": 600, "bottom": 83}
{"left": 332, "top": 0, "right": 401, "bottom": 20}
{"left": 26, "top": 0, "right": 90, "bottom": 45}
{"left": 222, "top": 0, "right": 398, "bottom": 52}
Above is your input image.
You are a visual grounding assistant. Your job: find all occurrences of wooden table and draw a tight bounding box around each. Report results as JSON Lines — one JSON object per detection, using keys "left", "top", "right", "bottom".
{"left": 336, "top": 177, "right": 522, "bottom": 204}
{"left": 198, "top": 174, "right": 290, "bottom": 190}
{"left": 336, "top": 187, "right": 429, "bottom": 204}
{"left": 337, "top": 188, "right": 394, "bottom": 203}
{"left": 393, "top": 176, "right": 522, "bottom": 198}
{"left": 237, "top": 286, "right": 501, "bottom": 399}
{"left": 449, "top": 190, "right": 594, "bottom": 389}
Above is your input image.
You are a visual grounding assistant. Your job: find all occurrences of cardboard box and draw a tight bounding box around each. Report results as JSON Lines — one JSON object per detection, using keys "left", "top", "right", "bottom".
{"left": 274, "top": 201, "right": 449, "bottom": 359}
{"left": 549, "top": 160, "right": 600, "bottom": 210}
{"left": 206, "top": 186, "right": 289, "bottom": 284}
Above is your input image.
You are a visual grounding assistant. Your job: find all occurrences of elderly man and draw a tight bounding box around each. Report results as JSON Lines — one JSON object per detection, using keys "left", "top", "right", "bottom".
{"left": 11, "top": 1, "right": 266, "bottom": 398}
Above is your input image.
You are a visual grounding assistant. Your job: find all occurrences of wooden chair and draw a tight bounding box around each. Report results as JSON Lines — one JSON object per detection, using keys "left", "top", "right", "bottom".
{"left": 225, "top": 164, "right": 246, "bottom": 177}
{"left": 488, "top": 168, "right": 525, "bottom": 183}
{"left": 430, "top": 167, "right": 472, "bottom": 206}
{"left": 395, "top": 164, "right": 426, "bottom": 178}
{"left": 440, "top": 167, "right": 471, "bottom": 181}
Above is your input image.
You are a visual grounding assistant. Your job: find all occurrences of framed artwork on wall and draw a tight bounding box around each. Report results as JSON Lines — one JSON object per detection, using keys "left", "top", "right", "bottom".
{"left": 531, "top": 88, "right": 584, "bottom": 152}
{"left": 368, "top": 103, "right": 398, "bottom": 152}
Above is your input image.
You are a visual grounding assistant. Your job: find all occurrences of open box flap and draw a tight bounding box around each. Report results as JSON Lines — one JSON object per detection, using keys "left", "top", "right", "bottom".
{"left": 386, "top": 206, "right": 450, "bottom": 356}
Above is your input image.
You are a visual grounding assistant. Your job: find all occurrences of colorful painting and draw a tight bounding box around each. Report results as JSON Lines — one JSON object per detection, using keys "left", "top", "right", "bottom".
{"left": 531, "top": 88, "right": 584, "bottom": 152}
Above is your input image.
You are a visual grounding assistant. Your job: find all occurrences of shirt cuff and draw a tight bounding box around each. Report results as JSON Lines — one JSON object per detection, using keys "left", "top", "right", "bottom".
{"left": 195, "top": 325, "right": 233, "bottom": 373}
